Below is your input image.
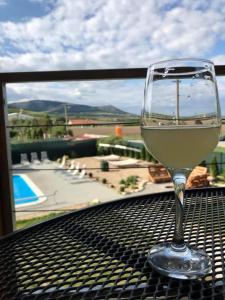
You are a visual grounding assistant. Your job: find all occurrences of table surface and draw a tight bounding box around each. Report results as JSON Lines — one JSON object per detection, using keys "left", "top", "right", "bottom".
{"left": 1, "top": 188, "right": 225, "bottom": 300}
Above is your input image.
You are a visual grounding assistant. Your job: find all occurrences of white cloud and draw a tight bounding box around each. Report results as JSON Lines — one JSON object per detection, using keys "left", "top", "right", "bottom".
{"left": 0, "top": 0, "right": 7, "bottom": 5}
{"left": 1, "top": 0, "right": 225, "bottom": 113}
{"left": 2, "top": 0, "right": 225, "bottom": 70}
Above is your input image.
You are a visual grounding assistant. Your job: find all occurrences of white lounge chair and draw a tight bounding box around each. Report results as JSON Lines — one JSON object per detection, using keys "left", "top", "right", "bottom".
{"left": 95, "top": 154, "right": 121, "bottom": 161}
{"left": 71, "top": 169, "right": 91, "bottom": 184}
{"left": 77, "top": 169, "right": 86, "bottom": 179}
{"left": 109, "top": 158, "right": 138, "bottom": 168}
{"left": 72, "top": 169, "right": 79, "bottom": 176}
{"left": 65, "top": 162, "right": 80, "bottom": 177}
{"left": 41, "top": 151, "right": 51, "bottom": 164}
{"left": 31, "top": 152, "right": 41, "bottom": 164}
{"left": 67, "top": 159, "right": 75, "bottom": 172}
{"left": 20, "top": 153, "right": 30, "bottom": 166}
{"left": 59, "top": 155, "right": 67, "bottom": 168}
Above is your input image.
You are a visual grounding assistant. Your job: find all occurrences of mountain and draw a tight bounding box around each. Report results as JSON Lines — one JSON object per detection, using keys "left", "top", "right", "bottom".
{"left": 8, "top": 100, "right": 130, "bottom": 116}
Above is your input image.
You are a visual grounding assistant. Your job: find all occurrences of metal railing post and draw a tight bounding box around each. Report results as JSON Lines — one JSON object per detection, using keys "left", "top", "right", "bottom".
{"left": 0, "top": 83, "right": 15, "bottom": 235}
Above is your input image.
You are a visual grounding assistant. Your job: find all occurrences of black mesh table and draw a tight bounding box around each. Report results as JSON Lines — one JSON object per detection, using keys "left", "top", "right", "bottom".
{"left": 1, "top": 188, "right": 225, "bottom": 300}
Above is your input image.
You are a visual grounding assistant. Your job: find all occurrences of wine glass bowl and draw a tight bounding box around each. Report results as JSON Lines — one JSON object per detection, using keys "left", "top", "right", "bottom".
{"left": 141, "top": 59, "right": 221, "bottom": 279}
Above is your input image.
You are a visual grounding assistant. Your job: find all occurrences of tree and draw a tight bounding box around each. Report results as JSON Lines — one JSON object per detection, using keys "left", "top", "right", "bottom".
{"left": 36, "top": 128, "right": 44, "bottom": 139}
{"left": 27, "top": 129, "right": 32, "bottom": 140}
{"left": 31, "top": 128, "right": 39, "bottom": 139}
{"left": 210, "top": 157, "right": 219, "bottom": 178}
{"left": 55, "top": 116, "right": 66, "bottom": 125}
{"left": 42, "top": 114, "right": 53, "bottom": 136}
{"left": 141, "top": 147, "right": 146, "bottom": 160}
{"left": 52, "top": 126, "right": 65, "bottom": 138}
{"left": 10, "top": 130, "right": 17, "bottom": 138}
{"left": 135, "top": 151, "right": 140, "bottom": 159}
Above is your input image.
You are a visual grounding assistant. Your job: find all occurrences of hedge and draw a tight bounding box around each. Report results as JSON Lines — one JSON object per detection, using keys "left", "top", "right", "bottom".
{"left": 11, "top": 138, "right": 97, "bottom": 164}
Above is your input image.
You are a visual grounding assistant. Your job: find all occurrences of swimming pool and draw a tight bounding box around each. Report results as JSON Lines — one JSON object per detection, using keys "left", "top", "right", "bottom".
{"left": 13, "top": 175, "right": 46, "bottom": 207}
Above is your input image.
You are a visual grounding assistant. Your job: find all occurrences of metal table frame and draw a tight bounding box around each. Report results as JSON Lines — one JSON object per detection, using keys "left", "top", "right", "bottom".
{"left": 0, "top": 187, "right": 225, "bottom": 299}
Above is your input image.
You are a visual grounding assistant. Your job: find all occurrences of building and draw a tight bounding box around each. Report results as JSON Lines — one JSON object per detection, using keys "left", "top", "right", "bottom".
{"left": 8, "top": 112, "right": 34, "bottom": 121}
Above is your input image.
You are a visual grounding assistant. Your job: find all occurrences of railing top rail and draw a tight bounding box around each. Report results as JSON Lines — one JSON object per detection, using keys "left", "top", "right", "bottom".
{"left": 0, "top": 65, "right": 224, "bottom": 83}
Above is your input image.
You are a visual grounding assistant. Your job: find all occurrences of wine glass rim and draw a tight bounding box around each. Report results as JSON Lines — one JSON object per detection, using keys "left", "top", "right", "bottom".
{"left": 148, "top": 58, "right": 213, "bottom": 68}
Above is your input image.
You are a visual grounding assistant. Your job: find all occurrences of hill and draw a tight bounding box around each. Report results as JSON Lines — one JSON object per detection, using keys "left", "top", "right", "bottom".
{"left": 8, "top": 100, "right": 130, "bottom": 116}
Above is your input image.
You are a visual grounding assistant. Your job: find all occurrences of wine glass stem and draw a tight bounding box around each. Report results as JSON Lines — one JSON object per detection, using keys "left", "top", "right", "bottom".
{"left": 172, "top": 173, "right": 187, "bottom": 248}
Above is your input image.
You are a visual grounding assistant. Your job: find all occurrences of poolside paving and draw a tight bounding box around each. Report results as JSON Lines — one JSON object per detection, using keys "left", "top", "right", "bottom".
{"left": 14, "top": 162, "right": 173, "bottom": 220}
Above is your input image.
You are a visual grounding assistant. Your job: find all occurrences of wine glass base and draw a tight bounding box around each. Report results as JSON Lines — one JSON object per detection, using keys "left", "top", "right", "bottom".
{"left": 148, "top": 242, "right": 211, "bottom": 280}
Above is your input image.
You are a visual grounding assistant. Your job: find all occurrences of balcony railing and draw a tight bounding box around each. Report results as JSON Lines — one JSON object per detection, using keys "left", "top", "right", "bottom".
{"left": 1, "top": 65, "right": 225, "bottom": 236}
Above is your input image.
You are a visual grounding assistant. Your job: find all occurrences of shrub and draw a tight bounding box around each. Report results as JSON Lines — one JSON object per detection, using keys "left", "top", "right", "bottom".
{"left": 131, "top": 150, "right": 135, "bottom": 158}
{"left": 119, "top": 179, "right": 126, "bottom": 185}
{"left": 200, "top": 160, "right": 206, "bottom": 167}
{"left": 217, "top": 174, "right": 225, "bottom": 182}
{"left": 127, "top": 175, "right": 138, "bottom": 185}
{"left": 100, "top": 160, "right": 109, "bottom": 172}
{"left": 129, "top": 150, "right": 133, "bottom": 158}
{"left": 221, "top": 168, "right": 225, "bottom": 181}
{"left": 210, "top": 157, "right": 219, "bottom": 178}
{"left": 132, "top": 185, "right": 138, "bottom": 190}
{"left": 140, "top": 147, "right": 146, "bottom": 160}
{"left": 145, "top": 150, "right": 152, "bottom": 162}
{"left": 102, "top": 178, "right": 107, "bottom": 184}
{"left": 120, "top": 186, "right": 125, "bottom": 192}
{"left": 97, "top": 135, "right": 127, "bottom": 155}
{"left": 135, "top": 151, "right": 141, "bottom": 159}
{"left": 110, "top": 184, "right": 115, "bottom": 188}
{"left": 125, "top": 181, "right": 130, "bottom": 188}
{"left": 67, "top": 129, "right": 73, "bottom": 136}
{"left": 125, "top": 149, "right": 130, "bottom": 157}
{"left": 98, "top": 135, "right": 127, "bottom": 146}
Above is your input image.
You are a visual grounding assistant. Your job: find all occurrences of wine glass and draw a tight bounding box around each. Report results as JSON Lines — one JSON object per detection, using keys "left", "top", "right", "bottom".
{"left": 141, "top": 58, "right": 221, "bottom": 279}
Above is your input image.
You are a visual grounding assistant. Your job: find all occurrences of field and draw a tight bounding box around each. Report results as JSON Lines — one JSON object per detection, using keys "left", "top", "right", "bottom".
{"left": 72, "top": 124, "right": 225, "bottom": 140}
{"left": 72, "top": 125, "right": 141, "bottom": 140}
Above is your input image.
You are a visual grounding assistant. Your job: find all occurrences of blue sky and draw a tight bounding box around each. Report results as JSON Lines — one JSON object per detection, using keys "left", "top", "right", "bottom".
{"left": 0, "top": 0, "right": 52, "bottom": 22}
{"left": 0, "top": 0, "right": 225, "bottom": 114}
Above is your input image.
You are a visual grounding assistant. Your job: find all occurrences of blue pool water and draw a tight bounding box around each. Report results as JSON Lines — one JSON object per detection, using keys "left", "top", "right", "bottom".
{"left": 13, "top": 175, "right": 39, "bottom": 206}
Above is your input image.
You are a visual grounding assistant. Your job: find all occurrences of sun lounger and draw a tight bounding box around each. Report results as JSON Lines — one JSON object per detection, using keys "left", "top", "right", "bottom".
{"left": 58, "top": 155, "right": 67, "bottom": 168}
{"left": 72, "top": 169, "right": 79, "bottom": 176}
{"left": 31, "top": 152, "right": 41, "bottom": 164}
{"left": 70, "top": 169, "right": 89, "bottom": 183}
{"left": 58, "top": 161, "right": 79, "bottom": 178}
{"left": 41, "top": 151, "right": 51, "bottom": 164}
{"left": 65, "top": 162, "right": 80, "bottom": 177}
{"left": 20, "top": 153, "right": 30, "bottom": 166}
{"left": 67, "top": 159, "right": 76, "bottom": 173}
{"left": 71, "top": 169, "right": 94, "bottom": 184}
{"left": 109, "top": 158, "right": 138, "bottom": 168}
{"left": 77, "top": 169, "right": 86, "bottom": 179}
{"left": 95, "top": 154, "right": 121, "bottom": 161}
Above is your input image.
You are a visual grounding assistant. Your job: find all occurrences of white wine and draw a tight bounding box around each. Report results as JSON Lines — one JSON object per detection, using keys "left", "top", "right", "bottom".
{"left": 141, "top": 126, "right": 220, "bottom": 169}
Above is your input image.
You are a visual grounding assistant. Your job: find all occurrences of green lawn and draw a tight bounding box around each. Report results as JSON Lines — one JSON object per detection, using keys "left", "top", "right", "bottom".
{"left": 16, "top": 212, "right": 64, "bottom": 229}
{"left": 215, "top": 146, "right": 225, "bottom": 153}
